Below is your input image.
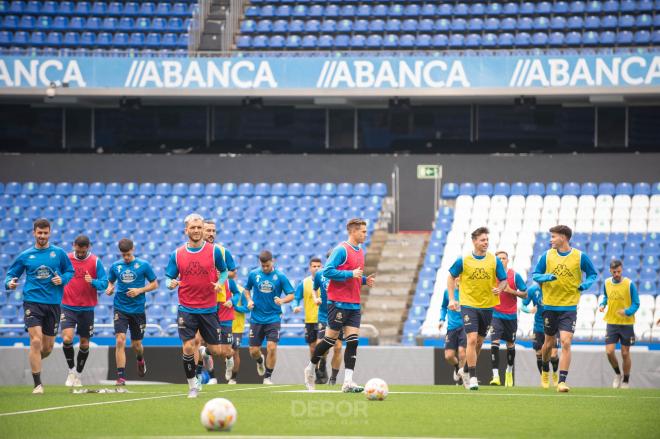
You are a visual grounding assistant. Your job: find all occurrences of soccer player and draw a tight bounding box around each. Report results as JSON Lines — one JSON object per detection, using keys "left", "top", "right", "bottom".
{"left": 313, "top": 253, "right": 344, "bottom": 385}
{"left": 304, "top": 218, "right": 376, "bottom": 392}
{"left": 447, "top": 227, "right": 508, "bottom": 391}
{"left": 532, "top": 225, "right": 598, "bottom": 392}
{"left": 166, "top": 213, "right": 228, "bottom": 397}
{"left": 228, "top": 278, "right": 250, "bottom": 384}
{"left": 4, "top": 218, "right": 74, "bottom": 394}
{"left": 61, "top": 235, "right": 108, "bottom": 387}
{"left": 489, "top": 251, "right": 527, "bottom": 387}
{"left": 293, "top": 257, "right": 322, "bottom": 369}
{"left": 521, "top": 283, "right": 560, "bottom": 385}
{"left": 598, "top": 259, "right": 639, "bottom": 389}
{"left": 105, "top": 238, "right": 158, "bottom": 386}
{"left": 439, "top": 278, "right": 467, "bottom": 385}
{"left": 242, "top": 250, "right": 295, "bottom": 385}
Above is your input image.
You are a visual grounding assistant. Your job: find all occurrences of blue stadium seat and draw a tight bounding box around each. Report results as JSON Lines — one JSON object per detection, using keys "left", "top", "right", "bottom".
{"left": 633, "top": 183, "right": 650, "bottom": 195}
{"left": 57, "top": 1, "right": 74, "bottom": 15}
{"left": 598, "top": 182, "right": 615, "bottom": 195}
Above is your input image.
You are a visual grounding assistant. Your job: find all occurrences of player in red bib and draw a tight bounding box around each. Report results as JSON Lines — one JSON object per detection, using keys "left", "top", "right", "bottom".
{"left": 489, "top": 251, "right": 527, "bottom": 387}
{"left": 60, "top": 235, "right": 108, "bottom": 388}
{"left": 304, "top": 218, "right": 375, "bottom": 392}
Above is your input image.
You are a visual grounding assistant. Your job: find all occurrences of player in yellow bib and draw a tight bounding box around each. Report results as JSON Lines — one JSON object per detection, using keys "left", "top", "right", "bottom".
{"left": 532, "top": 225, "right": 598, "bottom": 392}
{"left": 598, "top": 259, "right": 639, "bottom": 389}
{"left": 447, "top": 227, "right": 508, "bottom": 391}
{"left": 228, "top": 279, "right": 250, "bottom": 384}
{"left": 293, "top": 258, "right": 323, "bottom": 378}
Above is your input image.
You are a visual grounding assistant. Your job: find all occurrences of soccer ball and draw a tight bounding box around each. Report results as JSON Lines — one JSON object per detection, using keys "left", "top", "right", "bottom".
{"left": 364, "top": 378, "right": 388, "bottom": 401}
{"left": 200, "top": 398, "right": 237, "bottom": 431}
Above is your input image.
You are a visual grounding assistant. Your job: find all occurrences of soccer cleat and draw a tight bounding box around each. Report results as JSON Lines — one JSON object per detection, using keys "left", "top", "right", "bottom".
{"left": 72, "top": 372, "right": 82, "bottom": 388}
{"left": 65, "top": 369, "right": 76, "bottom": 387}
{"left": 116, "top": 378, "right": 126, "bottom": 386}
{"left": 460, "top": 371, "right": 470, "bottom": 389}
{"left": 453, "top": 369, "right": 460, "bottom": 383}
{"left": 328, "top": 377, "right": 337, "bottom": 386}
{"left": 541, "top": 371, "right": 550, "bottom": 389}
{"left": 612, "top": 375, "right": 622, "bottom": 389}
{"left": 489, "top": 375, "right": 501, "bottom": 386}
{"left": 137, "top": 359, "right": 147, "bottom": 377}
{"left": 187, "top": 387, "right": 199, "bottom": 398}
{"left": 207, "top": 378, "right": 218, "bottom": 385}
{"left": 304, "top": 363, "right": 316, "bottom": 391}
{"left": 228, "top": 379, "right": 237, "bottom": 385}
{"left": 505, "top": 371, "right": 514, "bottom": 387}
{"left": 32, "top": 384, "right": 44, "bottom": 394}
{"left": 263, "top": 377, "right": 274, "bottom": 385}
{"left": 256, "top": 355, "right": 266, "bottom": 377}
{"left": 468, "top": 377, "right": 479, "bottom": 390}
{"left": 557, "top": 382, "right": 570, "bottom": 393}
{"left": 225, "top": 358, "right": 234, "bottom": 381}
{"left": 620, "top": 382, "right": 630, "bottom": 389}
{"left": 552, "top": 372, "right": 558, "bottom": 387}
{"left": 195, "top": 377, "right": 203, "bottom": 392}
{"left": 342, "top": 382, "right": 365, "bottom": 393}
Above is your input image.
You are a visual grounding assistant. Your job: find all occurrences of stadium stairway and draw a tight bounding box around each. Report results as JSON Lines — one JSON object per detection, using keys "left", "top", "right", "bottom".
{"left": 362, "top": 232, "right": 428, "bottom": 345}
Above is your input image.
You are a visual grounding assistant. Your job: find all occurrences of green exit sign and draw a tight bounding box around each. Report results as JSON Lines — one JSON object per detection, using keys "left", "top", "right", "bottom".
{"left": 417, "top": 165, "right": 442, "bottom": 179}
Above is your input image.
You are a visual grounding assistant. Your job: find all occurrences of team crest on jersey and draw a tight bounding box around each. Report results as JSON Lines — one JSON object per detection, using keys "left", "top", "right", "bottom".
{"left": 35, "top": 265, "right": 52, "bottom": 280}
{"left": 256, "top": 275, "right": 261, "bottom": 283}
{"left": 29, "top": 255, "right": 35, "bottom": 259}
{"left": 273, "top": 274, "right": 278, "bottom": 281}
{"left": 116, "top": 265, "right": 123, "bottom": 273}
{"left": 50, "top": 251, "right": 56, "bottom": 258}
{"left": 259, "top": 280, "right": 274, "bottom": 293}
{"left": 468, "top": 268, "right": 491, "bottom": 280}
{"left": 551, "top": 264, "right": 575, "bottom": 278}
{"left": 120, "top": 270, "right": 137, "bottom": 283}
{"left": 134, "top": 263, "right": 140, "bottom": 269}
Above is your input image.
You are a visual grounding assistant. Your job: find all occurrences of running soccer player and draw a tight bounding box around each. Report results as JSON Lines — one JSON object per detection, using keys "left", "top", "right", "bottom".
{"left": 532, "top": 225, "right": 598, "bottom": 392}
{"left": 61, "top": 235, "right": 108, "bottom": 387}
{"left": 4, "top": 218, "right": 74, "bottom": 394}
{"left": 489, "top": 251, "right": 527, "bottom": 387}
{"left": 242, "top": 250, "right": 295, "bottom": 385}
{"left": 439, "top": 279, "right": 467, "bottom": 385}
{"left": 447, "top": 227, "right": 508, "bottom": 391}
{"left": 313, "top": 253, "right": 344, "bottom": 385}
{"left": 106, "top": 238, "right": 158, "bottom": 386}
{"left": 598, "top": 259, "right": 639, "bottom": 389}
{"left": 228, "top": 278, "right": 250, "bottom": 384}
{"left": 293, "top": 257, "right": 322, "bottom": 364}
{"left": 304, "top": 218, "right": 376, "bottom": 392}
{"left": 166, "top": 213, "right": 228, "bottom": 398}
{"left": 521, "top": 283, "right": 560, "bottom": 385}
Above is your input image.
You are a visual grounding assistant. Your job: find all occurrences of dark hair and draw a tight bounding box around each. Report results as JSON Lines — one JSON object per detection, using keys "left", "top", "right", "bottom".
{"left": 33, "top": 218, "right": 50, "bottom": 231}
{"left": 74, "top": 235, "right": 91, "bottom": 247}
{"left": 118, "top": 238, "right": 134, "bottom": 253}
{"left": 259, "top": 250, "right": 273, "bottom": 263}
{"left": 310, "top": 257, "right": 322, "bottom": 265}
{"left": 549, "top": 225, "right": 572, "bottom": 240}
{"left": 346, "top": 218, "right": 367, "bottom": 231}
{"left": 495, "top": 250, "right": 508, "bottom": 258}
{"left": 610, "top": 259, "right": 623, "bottom": 269}
{"left": 471, "top": 227, "right": 489, "bottom": 240}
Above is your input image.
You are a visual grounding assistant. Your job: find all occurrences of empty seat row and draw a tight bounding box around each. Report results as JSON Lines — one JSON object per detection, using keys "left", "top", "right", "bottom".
{"left": 0, "top": 46, "right": 187, "bottom": 56}
{"left": 0, "top": 1, "right": 196, "bottom": 17}
{"left": 1, "top": 15, "right": 191, "bottom": 32}
{"left": 0, "top": 30, "right": 189, "bottom": 47}
{"left": 442, "top": 181, "right": 660, "bottom": 198}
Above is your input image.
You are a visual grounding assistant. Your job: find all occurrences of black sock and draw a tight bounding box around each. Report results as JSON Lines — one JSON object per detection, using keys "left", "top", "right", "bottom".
{"left": 542, "top": 362, "right": 550, "bottom": 373}
{"left": 265, "top": 367, "right": 273, "bottom": 378}
{"left": 311, "top": 336, "right": 336, "bottom": 365}
{"left": 468, "top": 366, "right": 476, "bottom": 378}
{"left": 136, "top": 353, "right": 143, "bottom": 362}
{"left": 551, "top": 356, "right": 559, "bottom": 372}
{"left": 559, "top": 370, "right": 568, "bottom": 383}
{"left": 319, "top": 356, "right": 327, "bottom": 371}
{"left": 536, "top": 356, "right": 543, "bottom": 374}
{"left": 63, "top": 342, "right": 75, "bottom": 369}
{"left": 491, "top": 344, "right": 500, "bottom": 369}
{"left": 32, "top": 372, "right": 41, "bottom": 387}
{"left": 331, "top": 368, "right": 339, "bottom": 379}
{"left": 117, "top": 367, "right": 125, "bottom": 379}
{"left": 623, "top": 374, "right": 630, "bottom": 383}
{"left": 343, "top": 334, "right": 359, "bottom": 370}
{"left": 231, "top": 371, "right": 238, "bottom": 380}
{"left": 463, "top": 364, "right": 469, "bottom": 373}
{"left": 208, "top": 368, "right": 216, "bottom": 379}
{"left": 613, "top": 366, "right": 621, "bottom": 375}
{"left": 255, "top": 356, "right": 264, "bottom": 365}
{"left": 507, "top": 347, "right": 515, "bottom": 367}
{"left": 76, "top": 347, "right": 89, "bottom": 373}
{"left": 454, "top": 364, "right": 459, "bottom": 374}
{"left": 183, "top": 354, "right": 196, "bottom": 379}
{"left": 195, "top": 361, "right": 203, "bottom": 375}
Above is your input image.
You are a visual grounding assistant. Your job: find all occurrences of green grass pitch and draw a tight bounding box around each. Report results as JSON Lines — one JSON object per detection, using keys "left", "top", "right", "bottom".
{"left": 1, "top": 384, "right": 659, "bottom": 438}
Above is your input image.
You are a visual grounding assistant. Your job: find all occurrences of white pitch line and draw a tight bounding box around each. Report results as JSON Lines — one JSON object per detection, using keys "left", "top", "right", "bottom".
{"left": 275, "top": 389, "right": 660, "bottom": 399}
{"left": 0, "top": 385, "right": 293, "bottom": 418}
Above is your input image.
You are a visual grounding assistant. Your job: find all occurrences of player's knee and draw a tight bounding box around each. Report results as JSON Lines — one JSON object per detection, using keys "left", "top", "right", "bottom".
{"left": 31, "top": 336, "right": 43, "bottom": 351}
{"left": 132, "top": 340, "right": 143, "bottom": 350}
{"left": 248, "top": 347, "right": 261, "bottom": 357}
{"left": 444, "top": 350, "right": 455, "bottom": 361}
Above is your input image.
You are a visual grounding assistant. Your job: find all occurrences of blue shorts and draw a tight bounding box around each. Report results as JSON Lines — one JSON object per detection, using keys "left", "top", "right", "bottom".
{"left": 327, "top": 304, "right": 361, "bottom": 331}
{"left": 249, "top": 322, "right": 281, "bottom": 347}
{"left": 606, "top": 324, "right": 635, "bottom": 346}
{"left": 461, "top": 307, "right": 493, "bottom": 337}
{"left": 491, "top": 317, "right": 517, "bottom": 343}
{"left": 178, "top": 310, "right": 220, "bottom": 345}
{"left": 232, "top": 332, "right": 243, "bottom": 350}
{"left": 317, "top": 322, "right": 344, "bottom": 341}
{"left": 445, "top": 327, "right": 467, "bottom": 351}
{"left": 23, "top": 302, "right": 60, "bottom": 336}
{"left": 114, "top": 310, "right": 146, "bottom": 341}
{"left": 219, "top": 325, "right": 233, "bottom": 345}
{"left": 533, "top": 331, "right": 560, "bottom": 351}
{"left": 60, "top": 308, "right": 95, "bottom": 338}
{"left": 543, "top": 310, "right": 577, "bottom": 336}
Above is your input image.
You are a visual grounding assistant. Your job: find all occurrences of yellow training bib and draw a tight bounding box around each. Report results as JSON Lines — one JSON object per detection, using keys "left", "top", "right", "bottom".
{"left": 604, "top": 277, "right": 635, "bottom": 325}
{"left": 302, "top": 276, "right": 319, "bottom": 324}
{"left": 459, "top": 252, "right": 499, "bottom": 309}
{"left": 542, "top": 248, "right": 582, "bottom": 307}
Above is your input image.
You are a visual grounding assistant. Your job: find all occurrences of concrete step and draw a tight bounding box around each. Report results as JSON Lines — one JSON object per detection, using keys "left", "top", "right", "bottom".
{"left": 363, "top": 301, "right": 407, "bottom": 312}
{"left": 377, "top": 261, "right": 419, "bottom": 271}
{"left": 371, "top": 281, "right": 412, "bottom": 290}
{"left": 362, "top": 312, "right": 405, "bottom": 324}
{"left": 368, "top": 287, "right": 410, "bottom": 297}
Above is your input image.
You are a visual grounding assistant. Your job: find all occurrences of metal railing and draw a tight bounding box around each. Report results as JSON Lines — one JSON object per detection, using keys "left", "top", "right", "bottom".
{"left": 223, "top": 0, "right": 248, "bottom": 52}
{"left": 188, "top": 0, "right": 211, "bottom": 53}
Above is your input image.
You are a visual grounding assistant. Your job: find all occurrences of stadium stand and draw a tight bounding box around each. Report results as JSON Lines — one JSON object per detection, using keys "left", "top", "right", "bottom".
{"left": 404, "top": 181, "right": 660, "bottom": 345}
{"left": 0, "top": 181, "right": 387, "bottom": 338}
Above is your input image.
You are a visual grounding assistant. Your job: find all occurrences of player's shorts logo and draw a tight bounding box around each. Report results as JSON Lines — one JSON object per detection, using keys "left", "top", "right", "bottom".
{"left": 336, "top": 311, "right": 343, "bottom": 321}
{"left": 25, "top": 309, "right": 31, "bottom": 316}
{"left": 89, "top": 325, "right": 94, "bottom": 336}
{"left": 468, "top": 268, "right": 491, "bottom": 280}
{"left": 60, "top": 313, "right": 66, "bottom": 322}
{"left": 120, "top": 270, "right": 137, "bottom": 283}
{"left": 178, "top": 317, "right": 185, "bottom": 326}
{"left": 551, "top": 264, "right": 575, "bottom": 278}
{"left": 114, "top": 312, "right": 119, "bottom": 321}
{"left": 630, "top": 336, "right": 636, "bottom": 345}
{"left": 544, "top": 317, "right": 550, "bottom": 326}
{"left": 139, "top": 324, "right": 146, "bottom": 334}
{"left": 463, "top": 314, "right": 470, "bottom": 323}
{"left": 35, "top": 265, "right": 52, "bottom": 280}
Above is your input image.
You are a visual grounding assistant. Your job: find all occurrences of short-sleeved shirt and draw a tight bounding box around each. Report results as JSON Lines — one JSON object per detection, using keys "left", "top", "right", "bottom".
{"left": 108, "top": 258, "right": 156, "bottom": 314}
{"left": 244, "top": 268, "right": 294, "bottom": 325}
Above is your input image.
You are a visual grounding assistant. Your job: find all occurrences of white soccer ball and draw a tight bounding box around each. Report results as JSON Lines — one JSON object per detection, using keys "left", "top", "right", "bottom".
{"left": 364, "top": 378, "right": 388, "bottom": 401}
{"left": 200, "top": 398, "right": 237, "bottom": 431}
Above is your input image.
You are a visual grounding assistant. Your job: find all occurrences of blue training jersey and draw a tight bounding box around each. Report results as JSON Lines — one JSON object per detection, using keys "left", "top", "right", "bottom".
{"left": 4, "top": 245, "right": 74, "bottom": 305}
{"left": 313, "top": 271, "right": 330, "bottom": 324}
{"left": 522, "top": 284, "right": 544, "bottom": 333}
{"left": 108, "top": 258, "right": 156, "bottom": 314}
{"left": 440, "top": 288, "right": 463, "bottom": 331}
{"left": 244, "top": 268, "right": 294, "bottom": 325}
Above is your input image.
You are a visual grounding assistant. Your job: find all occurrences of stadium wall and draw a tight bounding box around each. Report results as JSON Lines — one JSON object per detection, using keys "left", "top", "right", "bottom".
{"left": 1, "top": 153, "right": 659, "bottom": 230}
